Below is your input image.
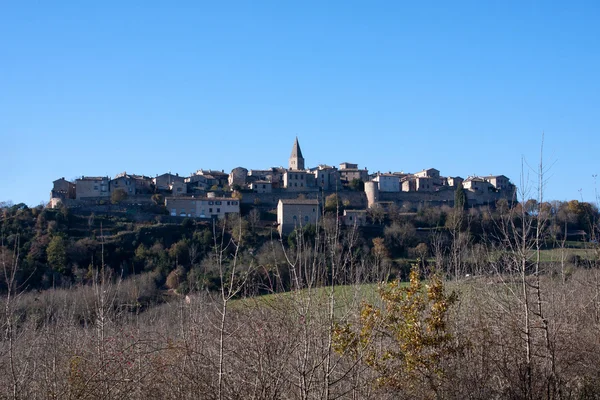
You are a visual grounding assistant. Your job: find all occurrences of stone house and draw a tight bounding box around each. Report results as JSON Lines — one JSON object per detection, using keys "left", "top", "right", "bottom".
{"left": 401, "top": 176, "right": 416, "bottom": 192}
{"left": 155, "top": 173, "right": 185, "bottom": 191}
{"left": 415, "top": 176, "right": 435, "bottom": 192}
{"left": 446, "top": 176, "right": 464, "bottom": 187}
{"left": 110, "top": 172, "right": 153, "bottom": 195}
{"left": 414, "top": 168, "right": 440, "bottom": 179}
{"left": 339, "top": 162, "right": 358, "bottom": 170}
{"left": 401, "top": 174, "right": 440, "bottom": 192}
{"left": 373, "top": 173, "right": 400, "bottom": 192}
{"left": 51, "top": 178, "right": 76, "bottom": 200}
{"left": 284, "top": 170, "right": 310, "bottom": 191}
{"left": 277, "top": 199, "right": 320, "bottom": 235}
{"left": 228, "top": 167, "right": 248, "bottom": 188}
{"left": 414, "top": 168, "right": 442, "bottom": 185}
{"left": 194, "top": 170, "right": 229, "bottom": 187}
{"left": 165, "top": 196, "right": 240, "bottom": 219}
{"left": 248, "top": 167, "right": 285, "bottom": 188}
{"left": 170, "top": 180, "right": 187, "bottom": 196}
{"left": 131, "top": 174, "right": 154, "bottom": 193}
{"left": 484, "top": 175, "right": 512, "bottom": 191}
{"left": 343, "top": 209, "right": 367, "bottom": 227}
{"left": 312, "top": 165, "right": 341, "bottom": 191}
{"left": 339, "top": 168, "right": 369, "bottom": 183}
{"left": 75, "top": 176, "right": 110, "bottom": 199}
{"left": 250, "top": 180, "right": 272, "bottom": 193}
{"left": 463, "top": 176, "right": 493, "bottom": 192}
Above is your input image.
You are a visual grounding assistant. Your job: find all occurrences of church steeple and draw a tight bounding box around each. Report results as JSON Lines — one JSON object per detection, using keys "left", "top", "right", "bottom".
{"left": 289, "top": 137, "right": 305, "bottom": 170}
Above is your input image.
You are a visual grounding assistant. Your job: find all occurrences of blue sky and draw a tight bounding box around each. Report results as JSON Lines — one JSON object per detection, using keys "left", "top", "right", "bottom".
{"left": 1, "top": 1, "right": 599, "bottom": 206}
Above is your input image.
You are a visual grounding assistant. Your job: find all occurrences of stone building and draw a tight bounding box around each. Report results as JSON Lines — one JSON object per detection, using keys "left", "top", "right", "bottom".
{"left": 312, "top": 165, "right": 341, "bottom": 191}
{"left": 373, "top": 173, "right": 400, "bottom": 192}
{"left": 250, "top": 180, "right": 272, "bottom": 193}
{"left": 289, "top": 137, "right": 305, "bottom": 171}
{"left": 228, "top": 167, "right": 248, "bottom": 187}
{"left": 284, "top": 170, "right": 310, "bottom": 191}
{"left": 446, "top": 176, "right": 464, "bottom": 187}
{"left": 51, "top": 178, "right": 76, "bottom": 199}
{"left": 170, "top": 180, "right": 187, "bottom": 195}
{"left": 484, "top": 175, "right": 512, "bottom": 191}
{"left": 414, "top": 168, "right": 442, "bottom": 186}
{"left": 155, "top": 173, "right": 185, "bottom": 191}
{"left": 463, "top": 176, "right": 493, "bottom": 192}
{"left": 165, "top": 196, "right": 240, "bottom": 219}
{"left": 343, "top": 209, "right": 367, "bottom": 226}
{"left": 277, "top": 198, "right": 320, "bottom": 235}
{"left": 75, "top": 176, "right": 110, "bottom": 199}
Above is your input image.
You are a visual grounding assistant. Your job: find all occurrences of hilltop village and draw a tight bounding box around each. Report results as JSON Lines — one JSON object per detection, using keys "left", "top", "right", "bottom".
{"left": 50, "top": 138, "right": 515, "bottom": 234}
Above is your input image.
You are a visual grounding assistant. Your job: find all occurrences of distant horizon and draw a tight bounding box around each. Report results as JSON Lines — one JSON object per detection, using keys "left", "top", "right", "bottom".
{"left": 2, "top": 2, "right": 599, "bottom": 206}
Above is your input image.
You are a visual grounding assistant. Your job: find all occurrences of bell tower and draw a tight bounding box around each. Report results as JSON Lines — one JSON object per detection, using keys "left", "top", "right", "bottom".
{"left": 289, "top": 137, "right": 305, "bottom": 170}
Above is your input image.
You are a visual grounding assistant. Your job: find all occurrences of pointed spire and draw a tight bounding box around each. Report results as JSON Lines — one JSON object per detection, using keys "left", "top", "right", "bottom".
{"left": 289, "top": 136, "right": 305, "bottom": 170}
{"left": 290, "top": 136, "right": 303, "bottom": 159}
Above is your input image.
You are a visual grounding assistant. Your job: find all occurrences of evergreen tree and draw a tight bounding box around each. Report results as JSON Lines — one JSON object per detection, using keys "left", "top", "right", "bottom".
{"left": 454, "top": 182, "right": 467, "bottom": 210}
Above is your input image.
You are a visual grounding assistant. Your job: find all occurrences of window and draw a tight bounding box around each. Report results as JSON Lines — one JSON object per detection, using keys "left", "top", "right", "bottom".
{"left": 177, "top": 187, "right": 182, "bottom": 192}
{"left": 293, "top": 215, "right": 297, "bottom": 220}
{"left": 94, "top": 186, "right": 98, "bottom": 190}
{"left": 227, "top": 201, "right": 230, "bottom": 205}
{"left": 304, "top": 216, "right": 309, "bottom": 222}
{"left": 208, "top": 201, "right": 214, "bottom": 205}
{"left": 217, "top": 208, "right": 220, "bottom": 213}
{"left": 294, "top": 182, "right": 297, "bottom": 187}
{"left": 209, "top": 208, "right": 213, "bottom": 213}
{"left": 216, "top": 201, "right": 222, "bottom": 205}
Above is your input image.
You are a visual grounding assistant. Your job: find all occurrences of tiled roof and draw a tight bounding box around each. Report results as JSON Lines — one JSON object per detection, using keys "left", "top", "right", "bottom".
{"left": 279, "top": 199, "right": 319, "bottom": 205}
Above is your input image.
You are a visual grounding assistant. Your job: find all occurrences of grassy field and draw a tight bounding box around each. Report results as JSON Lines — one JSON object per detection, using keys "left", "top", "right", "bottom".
{"left": 536, "top": 247, "right": 599, "bottom": 262}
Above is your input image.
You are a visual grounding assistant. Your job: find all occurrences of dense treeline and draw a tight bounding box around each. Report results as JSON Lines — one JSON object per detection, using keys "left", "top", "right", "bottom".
{"left": 1, "top": 198, "right": 600, "bottom": 398}
{"left": 1, "top": 199, "right": 598, "bottom": 294}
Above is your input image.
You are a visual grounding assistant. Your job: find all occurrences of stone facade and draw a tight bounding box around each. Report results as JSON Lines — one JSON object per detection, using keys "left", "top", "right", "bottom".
{"left": 284, "top": 170, "right": 310, "bottom": 191}
{"left": 75, "top": 176, "right": 110, "bottom": 199}
{"left": 155, "top": 173, "right": 185, "bottom": 191}
{"left": 446, "top": 176, "right": 464, "bottom": 187}
{"left": 343, "top": 209, "right": 367, "bottom": 226}
{"left": 289, "top": 137, "right": 305, "bottom": 171}
{"left": 463, "top": 177, "right": 493, "bottom": 192}
{"left": 170, "top": 180, "right": 187, "bottom": 195}
{"left": 485, "top": 175, "right": 512, "bottom": 191}
{"left": 250, "top": 181, "right": 272, "bottom": 193}
{"left": 228, "top": 167, "right": 248, "bottom": 187}
{"left": 165, "top": 196, "right": 240, "bottom": 219}
{"left": 277, "top": 198, "right": 319, "bottom": 235}
{"left": 312, "top": 165, "right": 341, "bottom": 190}
{"left": 374, "top": 173, "right": 400, "bottom": 192}
{"left": 51, "top": 178, "right": 76, "bottom": 204}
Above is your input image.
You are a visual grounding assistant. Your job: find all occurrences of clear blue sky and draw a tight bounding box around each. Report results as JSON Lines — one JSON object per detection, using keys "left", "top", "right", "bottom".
{"left": 1, "top": 1, "right": 599, "bottom": 206}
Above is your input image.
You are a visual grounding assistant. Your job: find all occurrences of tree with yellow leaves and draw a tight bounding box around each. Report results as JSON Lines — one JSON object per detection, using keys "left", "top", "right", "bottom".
{"left": 333, "top": 264, "right": 457, "bottom": 397}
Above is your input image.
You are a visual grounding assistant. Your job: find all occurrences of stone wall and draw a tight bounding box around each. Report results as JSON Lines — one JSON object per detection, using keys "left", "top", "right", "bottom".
{"left": 241, "top": 190, "right": 368, "bottom": 209}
